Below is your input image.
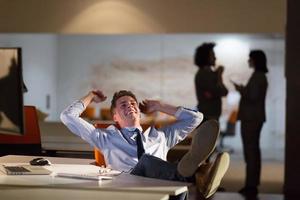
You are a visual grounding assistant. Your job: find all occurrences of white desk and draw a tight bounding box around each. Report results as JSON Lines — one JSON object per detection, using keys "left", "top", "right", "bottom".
{"left": 0, "top": 186, "right": 168, "bottom": 200}
{"left": 0, "top": 155, "right": 189, "bottom": 198}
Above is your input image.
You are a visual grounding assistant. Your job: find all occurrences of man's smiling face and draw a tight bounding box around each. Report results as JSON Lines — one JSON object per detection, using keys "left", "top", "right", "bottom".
{"left": 113, "top": 95, "right": 140, "bottom": 128}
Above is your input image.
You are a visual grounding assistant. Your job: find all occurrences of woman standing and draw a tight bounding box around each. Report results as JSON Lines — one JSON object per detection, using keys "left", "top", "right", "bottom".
{"left": 194, "top": 42, "right": 228, "bottom": 121}
{"left": 233, "top": 50, "right": 268, "bottom": 196}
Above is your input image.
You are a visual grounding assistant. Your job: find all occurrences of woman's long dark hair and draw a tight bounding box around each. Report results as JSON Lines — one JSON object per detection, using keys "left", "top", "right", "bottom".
{"left": 250, "top": 50, "right": 268, "bottom": 73}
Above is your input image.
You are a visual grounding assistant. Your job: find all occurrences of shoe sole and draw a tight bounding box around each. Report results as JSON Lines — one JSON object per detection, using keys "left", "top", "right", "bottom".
{"left": 203, "top": 152, "right": 230, "bottom": 198}
{"left": 177, "top": 120, "right": 220, "bottom": 177}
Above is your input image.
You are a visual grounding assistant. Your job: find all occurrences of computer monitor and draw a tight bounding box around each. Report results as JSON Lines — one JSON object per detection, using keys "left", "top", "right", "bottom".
{"left": 0, "top": 48, "right": 24, "bottom": 135}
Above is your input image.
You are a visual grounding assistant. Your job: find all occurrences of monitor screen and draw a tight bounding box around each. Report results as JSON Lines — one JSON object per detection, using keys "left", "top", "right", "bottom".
{"left": 0, "top": 48, "right": 24, "bottom": 135}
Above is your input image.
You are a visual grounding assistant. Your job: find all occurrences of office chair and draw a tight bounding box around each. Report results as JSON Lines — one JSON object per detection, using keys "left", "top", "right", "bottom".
{"left": 93, "top": 123, "right": 110, "bottom": 167}
{"left": 0, "top": 106, "right": 42, "bottom": 156}
{"left": 218, "top": 111, "right": 237, "bottom": 153}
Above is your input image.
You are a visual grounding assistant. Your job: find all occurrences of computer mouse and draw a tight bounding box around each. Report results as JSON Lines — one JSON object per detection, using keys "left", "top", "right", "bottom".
{"left": 29, "top": 157, "right": 51, "bottom": 166}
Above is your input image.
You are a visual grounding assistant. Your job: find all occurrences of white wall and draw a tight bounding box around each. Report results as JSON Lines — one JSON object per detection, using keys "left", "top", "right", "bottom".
{"left": 0, "top": 34, "right": 58, "bottom": 120}
{"left": 56, "top": 35, "right": 163, "bottom": 111}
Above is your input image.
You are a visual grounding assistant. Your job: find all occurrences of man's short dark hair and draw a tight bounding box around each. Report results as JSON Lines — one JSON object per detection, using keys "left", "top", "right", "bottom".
{"left": 194, "top": 42, "right": 215, "bottom": 68}
{"left": 110, "top": 90, "right": 138, "bottom": 115}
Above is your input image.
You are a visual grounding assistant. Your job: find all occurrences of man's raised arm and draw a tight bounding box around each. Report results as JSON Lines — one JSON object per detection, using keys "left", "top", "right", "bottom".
{"left": 80, "top": 90, "right": 107, "bottom": 108}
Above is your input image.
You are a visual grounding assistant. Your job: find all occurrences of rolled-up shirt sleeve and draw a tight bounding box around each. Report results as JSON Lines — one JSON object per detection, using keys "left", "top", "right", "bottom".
{"left": 160, "top": 107, "right": 203, "bottom": 148}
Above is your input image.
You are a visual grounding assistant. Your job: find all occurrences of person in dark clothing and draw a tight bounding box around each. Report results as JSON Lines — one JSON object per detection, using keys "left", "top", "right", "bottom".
{"left": 194, "top": 43, "right": 228, "bottom": 121}
{"left": 0, "top": 57, "right": 23, "bottom": 131}
{"left": 233, "top": 50, "right": 268, "bottom": 196}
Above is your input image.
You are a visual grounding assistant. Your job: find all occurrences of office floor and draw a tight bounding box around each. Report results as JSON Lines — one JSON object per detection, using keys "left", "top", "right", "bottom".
{"left": 220, "top": 148, "right": 284, "bottom": 194}
{"left": 188, "top": 189, "right": 284, "bottom": 200}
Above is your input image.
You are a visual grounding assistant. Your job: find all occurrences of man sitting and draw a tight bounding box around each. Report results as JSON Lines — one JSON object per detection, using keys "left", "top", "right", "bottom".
{"left": 61, "top": 90, "right": 230, "bottom": 198}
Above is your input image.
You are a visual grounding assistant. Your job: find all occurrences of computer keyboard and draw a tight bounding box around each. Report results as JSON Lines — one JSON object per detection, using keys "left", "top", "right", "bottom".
{"left": 56, "top": 173, "right": 114, "bottom": 180}
{"left": 4, "top": 166, "right": 30, "bottom": 173}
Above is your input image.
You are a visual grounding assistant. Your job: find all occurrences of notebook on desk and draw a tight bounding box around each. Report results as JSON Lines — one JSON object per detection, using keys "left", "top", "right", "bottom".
{"left": 0, "top": 165, "right": 52, "bottom": 175}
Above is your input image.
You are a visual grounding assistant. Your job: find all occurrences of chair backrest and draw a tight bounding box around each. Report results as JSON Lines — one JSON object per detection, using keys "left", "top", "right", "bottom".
{"left": 228, "top": 110, "right": 238, "bottom": 124}
{"left": 221, "top": 110, "right": 237, "bottom": 137}
{"left": 224, "top": 122, "right": 236, "bottom": 136}
{"left": 93, "top": 123, "right": 111, "bottom": 167}
{"left": 0, "top": 106, "right": 41, "bottom": 144}
{"left": 0, "top": 106, "right": 42, "bottom": 155}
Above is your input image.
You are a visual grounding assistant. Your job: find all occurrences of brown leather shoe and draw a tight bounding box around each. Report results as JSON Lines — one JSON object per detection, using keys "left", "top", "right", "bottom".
{"left": 195, "top": 152, "right": 230, "bottom": 198}
{"left": 177, "top": 120, "right": 220, "bottom": 177}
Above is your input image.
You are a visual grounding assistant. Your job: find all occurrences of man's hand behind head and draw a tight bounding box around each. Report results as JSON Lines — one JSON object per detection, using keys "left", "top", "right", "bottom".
{"left": 139, "top": 100, "right": 160, "bottom": 114}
